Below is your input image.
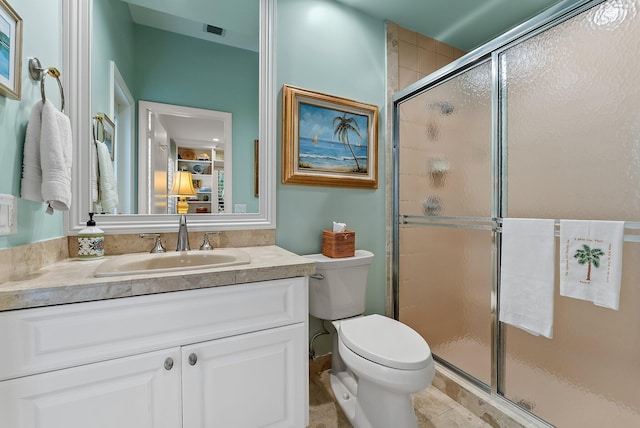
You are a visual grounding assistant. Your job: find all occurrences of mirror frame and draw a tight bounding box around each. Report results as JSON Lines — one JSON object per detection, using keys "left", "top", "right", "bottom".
{"left": 62, "top": 0, "right": 276, "bottom": 234}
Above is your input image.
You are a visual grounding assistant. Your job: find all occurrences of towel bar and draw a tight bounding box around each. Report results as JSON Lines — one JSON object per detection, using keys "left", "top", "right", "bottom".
{"left": 400, "top": 215, "right": 640, "bottom": 242}
{"left": 28, "top": 57, "right": 65, "bottom": 112}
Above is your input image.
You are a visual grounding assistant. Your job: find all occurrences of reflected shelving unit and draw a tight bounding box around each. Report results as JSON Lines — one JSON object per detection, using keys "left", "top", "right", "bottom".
{"left": 176, "top": 146, "right": 224, "bottom": 214}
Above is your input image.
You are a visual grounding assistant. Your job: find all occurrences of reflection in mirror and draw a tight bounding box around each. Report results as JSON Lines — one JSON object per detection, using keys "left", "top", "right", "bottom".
{"left": 137, "top": 101, "right": 232, "bottom": 215}
{"left": 91, "top": 0, "right": 258, "bottom": 215}
{"left": 64, "top": 0, "right": 276, "bottom": 234}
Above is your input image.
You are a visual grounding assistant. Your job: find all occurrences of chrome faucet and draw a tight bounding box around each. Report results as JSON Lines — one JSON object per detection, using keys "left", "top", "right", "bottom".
{"left": 176, "top": 215, "right": 191, "bottom": 251}
{"left": 200, "top": 233, "right": 214, "bottom": 251}
{"left": 140, "top": 233, "right": 166, "bottom": 253}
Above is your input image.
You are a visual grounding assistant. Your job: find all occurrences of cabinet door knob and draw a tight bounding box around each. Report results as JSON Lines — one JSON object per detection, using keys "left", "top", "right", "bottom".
{"left": 164, "top": 357, "right": 174, "bottom": 370}
{"left": 188, "top": 353, "right": 198, "bottom": 366}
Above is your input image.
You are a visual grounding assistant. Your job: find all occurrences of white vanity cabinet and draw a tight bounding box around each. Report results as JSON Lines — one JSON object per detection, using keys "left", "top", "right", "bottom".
{"left": 0, "top": 277, "right": 308, "bottom": 428}
{"left": 0, "top": 347, "right": 183, "bottom": 428}
{"left": 182, "top": 324, "right": 305, "bottom": 427}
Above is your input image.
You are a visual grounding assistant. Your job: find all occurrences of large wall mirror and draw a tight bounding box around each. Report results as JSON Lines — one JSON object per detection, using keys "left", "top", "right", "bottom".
{"left": 63, "top": 0, "right": 276, "bottom": 234}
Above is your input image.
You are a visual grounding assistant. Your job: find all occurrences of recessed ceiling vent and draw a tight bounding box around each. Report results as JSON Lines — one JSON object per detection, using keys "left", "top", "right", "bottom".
{"left": 205, "top": 24, "right": 225, "bottom": 36}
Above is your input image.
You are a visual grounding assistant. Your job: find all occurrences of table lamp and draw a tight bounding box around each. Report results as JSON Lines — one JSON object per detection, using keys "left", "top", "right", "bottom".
{"left": 170, "top": 170, "right": 197, "bottom": 251}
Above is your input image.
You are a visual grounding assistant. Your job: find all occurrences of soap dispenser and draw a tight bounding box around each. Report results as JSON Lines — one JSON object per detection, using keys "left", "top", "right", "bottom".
{"left": 78, "top": 213, "right": 105, "bottom": 260}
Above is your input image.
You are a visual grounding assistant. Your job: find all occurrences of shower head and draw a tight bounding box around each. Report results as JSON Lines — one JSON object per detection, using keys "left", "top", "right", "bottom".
{"left": 429, "top": 101, "right": 455, "bottom": 116}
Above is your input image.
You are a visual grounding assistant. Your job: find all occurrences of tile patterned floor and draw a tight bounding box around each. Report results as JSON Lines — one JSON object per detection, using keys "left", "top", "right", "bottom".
{"left": 308, "top": 370, "right": 494, "bottom": 428}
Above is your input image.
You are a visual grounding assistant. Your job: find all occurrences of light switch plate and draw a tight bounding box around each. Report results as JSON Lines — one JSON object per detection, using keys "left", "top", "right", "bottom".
{"left": 0, "top": 194, "right": 17, "bottom": 236}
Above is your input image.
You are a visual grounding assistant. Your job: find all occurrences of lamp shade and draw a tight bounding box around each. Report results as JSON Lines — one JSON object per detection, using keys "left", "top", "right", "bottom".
{"left": 170, "top": 171, "right": 197, "bottom": 197}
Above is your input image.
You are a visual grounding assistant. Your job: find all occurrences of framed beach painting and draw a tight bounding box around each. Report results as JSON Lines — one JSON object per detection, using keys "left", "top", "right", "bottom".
{"left": 0, "top": 0, "right": 22, "bottom": 100}
{"left": 282, "top": 85, "right": 378, "bottom": 189}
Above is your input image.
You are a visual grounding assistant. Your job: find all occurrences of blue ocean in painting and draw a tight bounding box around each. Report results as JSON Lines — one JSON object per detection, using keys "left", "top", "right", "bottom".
{"left": 0, "top": 16, "right": 10, "bottom": 79}
{"left": 0, "top": 45, "right": 9, "bottom": 80}
{"left": 298, "top": 103, "right": 369, "bottom": 173}
{"left": 299, "top": 137, "right": 368, "bottom": 172}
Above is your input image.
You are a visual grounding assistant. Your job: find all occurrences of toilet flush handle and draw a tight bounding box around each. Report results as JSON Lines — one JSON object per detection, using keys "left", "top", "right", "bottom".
{"left": 310, "top": 273, "right": 324, "bottom": 280}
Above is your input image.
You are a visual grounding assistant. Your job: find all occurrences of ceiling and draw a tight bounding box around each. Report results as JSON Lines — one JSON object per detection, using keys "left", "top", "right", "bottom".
{"left": 122, "top": 0, "right": 572, "bottom": 53}
{"left": 122, "top": 0, "right": 259, "bottom": 52}
{"left": 158, "top": 114, "right": 226, "bottom": 151}
{"left": 336, "top": 0, "right": 571, "bottom": 51}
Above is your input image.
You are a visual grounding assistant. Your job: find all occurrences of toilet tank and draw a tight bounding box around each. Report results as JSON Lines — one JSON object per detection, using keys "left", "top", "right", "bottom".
{"left": 304, "top": 250, "right": 374, "bottom": 320}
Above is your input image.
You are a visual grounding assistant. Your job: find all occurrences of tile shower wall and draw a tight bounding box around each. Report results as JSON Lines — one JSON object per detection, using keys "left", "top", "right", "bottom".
{"left": 385, "top": 23, "right": 466, "bottom": 315}
{"left": 395, "top": 26, "right": 466, "bottom": 91}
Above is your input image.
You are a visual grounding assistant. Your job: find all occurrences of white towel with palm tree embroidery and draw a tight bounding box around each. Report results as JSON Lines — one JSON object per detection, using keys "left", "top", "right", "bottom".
{"left": 560, "top": 220, "right": 624, "bottom": 310}
{"left": 499, "top": 218, "right": 556, "bottom": 338}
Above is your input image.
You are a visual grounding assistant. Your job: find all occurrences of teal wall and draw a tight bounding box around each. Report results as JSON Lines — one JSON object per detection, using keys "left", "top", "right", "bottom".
{"left": 91, "top": 0, "right": 136, "bottom": 115}
{"left": 133, "top": 26, "right": 260, "bottom": 212}
{"left": 0, "top": 0, "right": 64, "bottom": 249}
{"left": 275, "top": 0, "right": 387, "bottom": 351}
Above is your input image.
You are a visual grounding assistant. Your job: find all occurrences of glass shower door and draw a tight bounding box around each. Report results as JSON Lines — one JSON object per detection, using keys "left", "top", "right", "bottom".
{"left": 397, "top": 61, "right": 494, "bottom": 386}
{"left": 500, "top": 0, "right": 640, "bottom": 425}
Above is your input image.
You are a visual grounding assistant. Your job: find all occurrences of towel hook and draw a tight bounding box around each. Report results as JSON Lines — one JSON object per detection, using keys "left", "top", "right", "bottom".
{"left": 28, "top": 58, "right": 65, "bottom": 112}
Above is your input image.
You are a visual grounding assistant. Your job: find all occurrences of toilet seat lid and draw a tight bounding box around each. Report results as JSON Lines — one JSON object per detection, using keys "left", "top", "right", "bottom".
{"left": 338, "top": 314, "right": 431, "bottom": 370}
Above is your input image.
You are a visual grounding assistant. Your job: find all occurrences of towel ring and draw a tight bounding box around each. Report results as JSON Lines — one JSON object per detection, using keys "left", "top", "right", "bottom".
{"left": 28, "top": 58, "right": 65, "bottom": 112}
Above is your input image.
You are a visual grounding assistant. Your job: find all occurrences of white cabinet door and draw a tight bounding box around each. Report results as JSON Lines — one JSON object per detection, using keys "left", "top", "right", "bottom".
{"left": 0, "top": 348, "right": 182, "bottom": 428}
{"left": 182, "top": 323, "right": 307, "bottom": 428}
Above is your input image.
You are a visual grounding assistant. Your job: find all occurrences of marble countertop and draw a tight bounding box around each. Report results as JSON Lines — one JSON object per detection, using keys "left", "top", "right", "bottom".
{"left": 0, "top": 246, "right": 315, "bottom": 312}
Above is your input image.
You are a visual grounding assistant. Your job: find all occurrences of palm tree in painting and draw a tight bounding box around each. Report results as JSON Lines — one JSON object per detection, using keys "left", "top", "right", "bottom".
{"left": 333, "top": 113, "right": 364, "bottom": 172}
{"left": 574, "top": 244, "right": 606, "bottom": 282}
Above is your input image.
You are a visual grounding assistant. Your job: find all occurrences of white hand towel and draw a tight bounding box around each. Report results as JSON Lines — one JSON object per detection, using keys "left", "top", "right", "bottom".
{"left": 20, "top": 101, "right": 44, "bottom": 202}
{"left": 499, "top": 218, "right": 556, "bottom": 338}
{"left": 40, "top": 100, "right": 73, "bottom": 211}
{"left": 559, "top": 220, "right": 624, "bottom": 310}
{"left": 95, "top": 140, "right": 119, "bottom": 212}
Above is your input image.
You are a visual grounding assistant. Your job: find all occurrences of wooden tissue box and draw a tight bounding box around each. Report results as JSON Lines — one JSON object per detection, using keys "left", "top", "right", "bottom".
{"left": 322, "top": 230, "right": 355, "bottom": 258}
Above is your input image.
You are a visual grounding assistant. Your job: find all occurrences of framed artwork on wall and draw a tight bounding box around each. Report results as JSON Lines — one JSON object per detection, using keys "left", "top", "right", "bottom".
{"left": 282, "top": 85, "right": 378, "bottom": 189}
{"left": 95, "top": 113, "right": 115, "bottom": 161}
{"left": 0, "top": 0, "right": 22, "bottom": 100}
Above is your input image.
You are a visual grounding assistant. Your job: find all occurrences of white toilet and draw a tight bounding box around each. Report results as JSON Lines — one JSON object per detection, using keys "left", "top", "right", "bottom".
{"left": 305, "top": 250, "right": 435, "bottom": 428}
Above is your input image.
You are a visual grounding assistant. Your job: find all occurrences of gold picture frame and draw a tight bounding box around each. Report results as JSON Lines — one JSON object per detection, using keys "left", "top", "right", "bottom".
{"left": 95, "top": 113, "right": 115, "bottom": 161}
{"left": 282, "top": 85, "right": 378, "bottom": 189}
{"left": 0, "top": 0, "right": 23, "bottom": 100}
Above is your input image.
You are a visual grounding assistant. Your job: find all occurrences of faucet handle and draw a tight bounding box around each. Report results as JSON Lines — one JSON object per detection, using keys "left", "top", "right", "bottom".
{"left": 140, "top": 233, "right": 166, "bottom": 253}
{"left": 199, "top": 233, "right": 214, "bottom": 251}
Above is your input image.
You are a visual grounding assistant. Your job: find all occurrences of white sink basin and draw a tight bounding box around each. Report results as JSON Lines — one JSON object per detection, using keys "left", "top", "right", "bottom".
{"left": 94, "top": 249, "right": 251, "bottom": 277}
